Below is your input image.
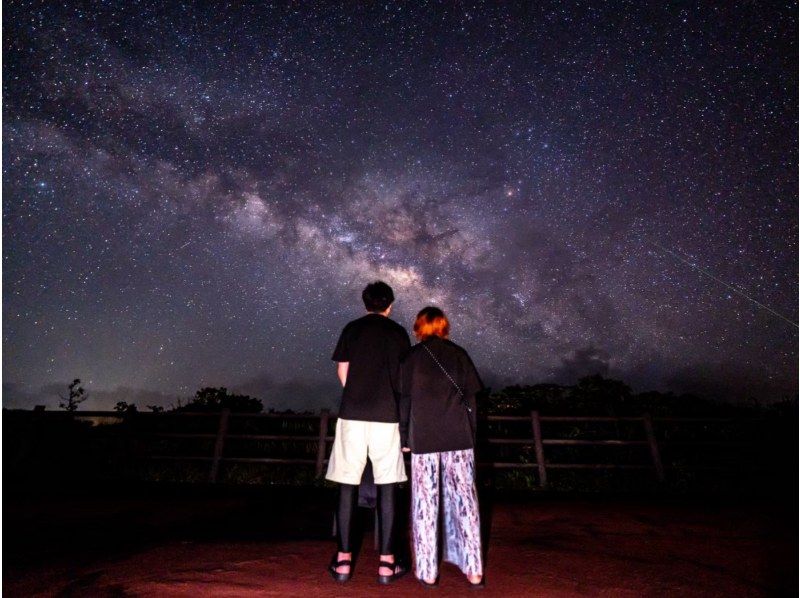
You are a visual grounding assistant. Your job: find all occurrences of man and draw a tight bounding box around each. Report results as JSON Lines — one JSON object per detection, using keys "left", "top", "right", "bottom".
{"left": 326, "top": 281, "right": 410, "bottom": 584}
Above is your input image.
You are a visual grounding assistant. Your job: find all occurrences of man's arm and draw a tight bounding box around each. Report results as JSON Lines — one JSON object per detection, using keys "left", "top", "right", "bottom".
{"left": 388, "top": 328, "right": 411, "bottom": 400}
{"left": 332, "top": 324, "right": 351, "bottom": 387}
{"left": 398, "top": 354, "right": 411, "bottom": 450}
{"left": 337, "top": 361, "right": 349, "bottom": 387}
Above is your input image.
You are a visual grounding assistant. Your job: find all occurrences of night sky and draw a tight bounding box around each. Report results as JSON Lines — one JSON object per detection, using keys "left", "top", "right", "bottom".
{"left": 3, "top": 1, "right": 797, "bottom": 411}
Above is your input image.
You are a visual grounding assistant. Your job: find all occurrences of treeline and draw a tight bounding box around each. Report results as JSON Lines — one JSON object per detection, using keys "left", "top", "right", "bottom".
{"left": 104, "top": 374, "right": 795, "bottom": 418}
{"left": 5, "top": 375, "right": 795, "bottom": 492}
{"left": 483, "top": 374, "right": 796, "bottom": 418}
{"left": 113, "top": 386, "right": 265, "bottom": 414}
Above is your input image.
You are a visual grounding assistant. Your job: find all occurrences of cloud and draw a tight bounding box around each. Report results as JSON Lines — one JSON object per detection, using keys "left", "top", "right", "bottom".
{"left": 2, "top": 382, "right": 47, "bottom": 409}
{"left": 550, "top": 346, "right": 611, "bottom": 384}
{"left": 664, "top": 362, "right": 799, "bottom": 404}
{"left": 231, "top": 372, "right": 341, "bottom": 412}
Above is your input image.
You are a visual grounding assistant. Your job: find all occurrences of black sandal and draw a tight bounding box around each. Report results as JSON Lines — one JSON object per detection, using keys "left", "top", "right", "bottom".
{"left": 377, "top": 558, "right": 408, "bottom": 585}
{"left": 328, "top": 554, "right": 352, "bottom": 583}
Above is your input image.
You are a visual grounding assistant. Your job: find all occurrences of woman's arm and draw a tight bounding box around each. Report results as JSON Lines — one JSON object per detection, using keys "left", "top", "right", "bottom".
{"left": 464, "top": 356, "right": 483, "bottom": 397}
{"left": 461, "top": 350, "right": 484, "bottom": 443}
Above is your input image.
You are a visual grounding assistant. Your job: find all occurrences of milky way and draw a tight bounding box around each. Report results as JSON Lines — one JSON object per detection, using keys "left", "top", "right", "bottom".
{"left": 3, "top": 1, "right": 797, "bottom": 410}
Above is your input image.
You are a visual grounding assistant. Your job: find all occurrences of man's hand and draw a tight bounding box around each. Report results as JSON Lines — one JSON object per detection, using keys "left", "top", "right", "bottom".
{"left": 401, "top": 447, "right": 410, "bottom": 453}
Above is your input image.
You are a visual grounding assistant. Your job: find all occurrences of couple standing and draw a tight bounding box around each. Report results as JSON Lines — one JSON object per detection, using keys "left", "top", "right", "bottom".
{"left": 325, "top": 281, "right": 485, "bottom": 588}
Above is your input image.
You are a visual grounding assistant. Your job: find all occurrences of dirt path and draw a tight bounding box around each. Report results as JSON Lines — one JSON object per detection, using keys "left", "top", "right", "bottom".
{"left": 4, "top": 495, "right": 794, "bottom": 597}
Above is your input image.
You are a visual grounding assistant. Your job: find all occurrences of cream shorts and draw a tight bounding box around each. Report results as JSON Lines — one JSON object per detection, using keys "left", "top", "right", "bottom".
{"left": 325, "top": 418, "right": 408, "bottom": 485}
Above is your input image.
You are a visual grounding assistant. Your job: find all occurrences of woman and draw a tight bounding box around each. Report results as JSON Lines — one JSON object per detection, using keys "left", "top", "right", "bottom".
{"left": 399, "top": 306, "right": 484, "bottom": 588}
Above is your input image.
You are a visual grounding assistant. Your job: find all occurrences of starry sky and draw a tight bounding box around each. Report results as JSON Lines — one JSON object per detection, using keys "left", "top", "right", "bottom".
{"left": 3, "top": 1, "right": 797, "bottom": 411}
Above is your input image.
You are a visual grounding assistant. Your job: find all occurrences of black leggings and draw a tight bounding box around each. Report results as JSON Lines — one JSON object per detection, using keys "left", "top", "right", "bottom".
{"left": 337, "top": 482, "right": 396, "bottom": 555}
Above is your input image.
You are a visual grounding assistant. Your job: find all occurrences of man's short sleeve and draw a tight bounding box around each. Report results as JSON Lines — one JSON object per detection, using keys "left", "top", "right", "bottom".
{"left": 331, "top": 326, "right": 351, "bottom": 362}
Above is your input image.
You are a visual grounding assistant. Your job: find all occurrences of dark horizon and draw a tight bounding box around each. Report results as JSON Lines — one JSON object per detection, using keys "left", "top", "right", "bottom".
{"left": 2, "top": 364, "right": 795, "bottom": 413}
{"left": 3, "top": 2, "right": 797, "bottom": 411}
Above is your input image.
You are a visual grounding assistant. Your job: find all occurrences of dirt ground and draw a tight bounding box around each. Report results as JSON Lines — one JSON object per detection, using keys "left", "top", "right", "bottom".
{"left": 3, "top": 485, "right": 796, "bottom": 597}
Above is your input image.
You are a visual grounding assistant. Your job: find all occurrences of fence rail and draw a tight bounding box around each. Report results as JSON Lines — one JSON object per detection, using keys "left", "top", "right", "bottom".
{"left": 28, "top": 409, "right": 768, "bottom": 487}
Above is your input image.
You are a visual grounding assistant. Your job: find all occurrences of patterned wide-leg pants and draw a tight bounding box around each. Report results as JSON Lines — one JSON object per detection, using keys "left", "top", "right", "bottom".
{"left": 411, "top": 448, "right": 483, "bottom": 581}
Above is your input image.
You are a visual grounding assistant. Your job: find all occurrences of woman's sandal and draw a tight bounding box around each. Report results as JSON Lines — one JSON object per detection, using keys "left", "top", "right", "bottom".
{"left": 467, "top": 574, "right": 486, "bottom": 589}
{"left": 377, "top": 558, "right": 408, "bottom": 585}
{"left": 328, "top": 554, "right": 352, "bottom": 583}
{"left": 417, "top": 576, "right": 439, "bottom": 588}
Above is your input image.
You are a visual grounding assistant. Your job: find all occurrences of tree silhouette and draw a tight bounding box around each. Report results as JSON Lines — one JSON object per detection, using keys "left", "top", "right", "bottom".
{"left": 58, "top": 379, "right": 88, "bottom": 412}
{"left": 114, "top": 401, "right": 138, "bottom": 414}
{"left": 173, "top": 387, "right": 263, "bottom": 413}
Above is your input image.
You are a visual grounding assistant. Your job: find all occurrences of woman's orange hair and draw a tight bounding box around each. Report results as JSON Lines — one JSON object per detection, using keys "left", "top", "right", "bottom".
{"left": 413, "top": 306, "right": 450, "bottom": 340}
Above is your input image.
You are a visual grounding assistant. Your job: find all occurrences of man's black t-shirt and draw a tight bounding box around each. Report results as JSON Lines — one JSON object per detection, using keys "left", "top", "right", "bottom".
{"left": 332, "top": 313, "right": 411, "bottom": 422}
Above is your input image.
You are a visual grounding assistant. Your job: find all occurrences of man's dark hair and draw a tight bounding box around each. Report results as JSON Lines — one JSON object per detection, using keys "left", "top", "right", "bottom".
{"left": 362, "top": 281, "right": 395, "bottom": 312}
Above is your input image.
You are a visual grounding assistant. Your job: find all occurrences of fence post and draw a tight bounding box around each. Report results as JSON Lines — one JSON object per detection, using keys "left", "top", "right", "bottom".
{"left": 531, "top": 410, "right": 547, "bottom": 487}
{"left": 642, "top": 413, "right": 665, "bottom": 483}
{"left": 209, "top": 408, "right": 230, "bottom": 484}
{"left": 316, "top": 409, "right": 331, "bottom": 478}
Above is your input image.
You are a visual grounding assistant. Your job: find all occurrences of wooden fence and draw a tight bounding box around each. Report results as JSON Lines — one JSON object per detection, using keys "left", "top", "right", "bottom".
{"left": 57, "top": 409, "right": 761, "bottom": 487}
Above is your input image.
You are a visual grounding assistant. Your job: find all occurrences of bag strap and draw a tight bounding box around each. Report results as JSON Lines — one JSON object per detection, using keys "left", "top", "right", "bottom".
{"left": 422, "top": 345, "right": 472, "bottom": 413}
